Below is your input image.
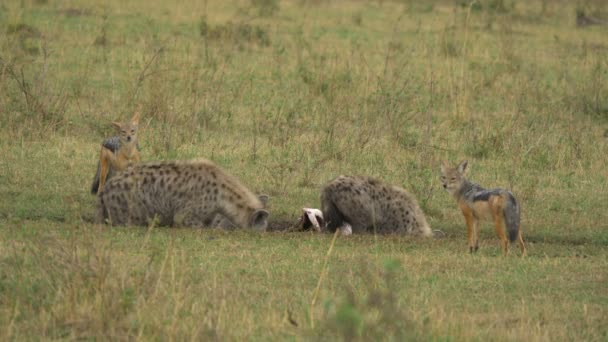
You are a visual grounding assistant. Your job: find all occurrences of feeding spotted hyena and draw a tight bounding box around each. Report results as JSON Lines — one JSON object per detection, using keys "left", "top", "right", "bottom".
{"left": 96, "top": 158, "right": 269, "bottom": 230}
{"left": 320, "top": 175, "right": 432, "bottom": 236}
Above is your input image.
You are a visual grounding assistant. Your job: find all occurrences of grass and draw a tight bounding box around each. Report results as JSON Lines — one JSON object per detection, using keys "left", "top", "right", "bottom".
{"left": 1, "top": 0, "right": 607, "bottom": 340}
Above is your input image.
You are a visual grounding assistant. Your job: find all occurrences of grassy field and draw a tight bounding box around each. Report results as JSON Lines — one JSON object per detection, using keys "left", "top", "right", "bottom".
{"left": 1, "top": 0, "right": 607, "bottom": 340}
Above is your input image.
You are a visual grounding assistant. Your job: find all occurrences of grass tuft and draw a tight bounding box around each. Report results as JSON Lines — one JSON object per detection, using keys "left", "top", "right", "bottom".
{"left": 0, "top": 0, "right": 606, "bottom": 339}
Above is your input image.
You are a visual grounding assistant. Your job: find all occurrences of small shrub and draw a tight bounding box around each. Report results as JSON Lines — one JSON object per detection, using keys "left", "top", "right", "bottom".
{"left": 251, "top": 0, "right": 280, "bottom": 17}
{"left": 440, "top": 29, "right": 460, "bottom": 58}
{"left": 6, "top": 23, "right": 41, "bottom": 38}
{"left": 199, "top": 15, "right": 209, "bottom": 37}
{"left": 93, "top": 15, "right": 108, "bottom": 47}
{"left": 0, "top": 57, "right": 71, "bottom": 132}
{"left": 352, "top": 12, "right": 363, "bottom": 26}
{"left": 204, "top": 21, "right": 271, "bottom": 48}
{"left": 314, "top": 259, "right": 425, "bottom": 340}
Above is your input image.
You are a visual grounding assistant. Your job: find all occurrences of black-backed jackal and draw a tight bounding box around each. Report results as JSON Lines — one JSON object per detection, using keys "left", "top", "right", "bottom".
{"left": 91, "top": 111, "right": 141, "bottom": 194}
{"left": 440, "top": 160, "right": 526, "bottom": 256}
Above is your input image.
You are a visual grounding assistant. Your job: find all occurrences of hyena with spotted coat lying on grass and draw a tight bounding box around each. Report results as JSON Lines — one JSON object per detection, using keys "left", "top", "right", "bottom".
{"left": 96, "top": 158, "right": 269, "bottom": 230}
{"left": 321, "top": 175, "right": 433, "bottom": 236}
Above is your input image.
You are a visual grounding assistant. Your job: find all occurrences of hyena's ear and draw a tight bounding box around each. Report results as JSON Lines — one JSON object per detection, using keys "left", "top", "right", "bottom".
{"left": 258, "top": 194, "right": 269, "bottom": 207}
{"left": 250, "top": 209, "right": 269, "bottom": 231}
{"left": 457, "top": 160, "right": 469, "bottom": 174}
{"left": 112, "top": 121, "right": 123, "bottom": 131}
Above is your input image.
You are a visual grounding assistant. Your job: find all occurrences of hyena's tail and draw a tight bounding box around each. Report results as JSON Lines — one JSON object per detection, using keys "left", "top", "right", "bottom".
{"left": 503, "top": 193, "right": 520, "bottom": 242}
{"left": 320, "top": 187, "right": 345, "bottom": 233}
{"left": 91, "top": 161, "right": 101, "bottom": 194}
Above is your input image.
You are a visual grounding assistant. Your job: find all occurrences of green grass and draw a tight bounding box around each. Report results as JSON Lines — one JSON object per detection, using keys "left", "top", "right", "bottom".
{"left": 1, "top": 0, "right": 607, "bottom": 340}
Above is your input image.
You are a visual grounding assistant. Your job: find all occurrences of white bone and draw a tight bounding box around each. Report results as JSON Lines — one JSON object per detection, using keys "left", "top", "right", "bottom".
{"left": 303, "top": 208, "right": 323, "bottom": 231}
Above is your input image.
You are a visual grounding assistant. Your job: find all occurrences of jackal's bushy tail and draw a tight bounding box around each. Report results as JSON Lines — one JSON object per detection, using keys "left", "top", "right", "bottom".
{"left": 504, "top": 193, "right": 520, "bottom": 242}
{"left": 91, "top": 162, "right": 101, "bottom": 194}
{"left": 91, "top": 137, "right": 123, "bottom": 194}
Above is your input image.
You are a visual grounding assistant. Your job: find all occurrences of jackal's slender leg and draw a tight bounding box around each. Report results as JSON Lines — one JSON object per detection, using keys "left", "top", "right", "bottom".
{"left": 490, "top": 198, "right": 509, "bottom": 256}
{"left": 98, "top": 147, "right": 115, "bottom": 193}
{"left": 517, "top": 229, "right": 526, "bottom": 256}
{"left": 472, "top": 219, "right": 481, "bottom": 252}
{"left": 132, "top": 151, "right": 141, "bottom": 163}
{"left": 459, "top": 203, "right": 477, "bottom": 253}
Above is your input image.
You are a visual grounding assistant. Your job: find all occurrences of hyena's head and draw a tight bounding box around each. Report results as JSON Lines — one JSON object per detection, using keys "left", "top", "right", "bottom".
{"left": 249, "top": 209, "right": 269, "bottom": 231}
{"left": 216, "top": 195, "right": 269, "bottom": 230}
{"left": 249, "top": 195, "right": 270, "bottom": 231}
{"left": 440, "top": 160, "right": 468, "bottom": 195}
{"left": 112, "top": 110, "right": 140, "bottom": 145}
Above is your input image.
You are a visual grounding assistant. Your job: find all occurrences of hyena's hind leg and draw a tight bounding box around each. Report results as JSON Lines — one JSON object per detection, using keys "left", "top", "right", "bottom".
{"left": 95, "top": 196, "right": 109, "bottom": 224}
{"left": 96, "top": 193, "right": 128, "bottom": 226}
{"left": 174, "top": 205, "right": 215, "bottom": 228}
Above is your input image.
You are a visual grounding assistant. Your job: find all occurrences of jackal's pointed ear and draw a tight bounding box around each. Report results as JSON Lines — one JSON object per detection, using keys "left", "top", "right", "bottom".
{"left": 131, "top": 110, "right": 141, "bottom": 125}
{"left": 111, "top": 121, "right": 122, "bottom": 131}
{"left": 258, "top": 194, "right": 269, "bottom": 207}
{"left": 440, "top": 160, "right": 449, "bottom": 173}
{"left": 457, "top": 160, "right": 469, "bottom": 174}
{"left": 250, "top": 209, "right": 269, "bottom": 231}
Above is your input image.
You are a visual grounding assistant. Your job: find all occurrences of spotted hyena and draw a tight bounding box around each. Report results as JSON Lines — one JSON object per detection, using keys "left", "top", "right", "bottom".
{"left": 96, "top": 159, "right": 269, "bottom": 230}
{"left": 320, "top": 175, "right": 433, "bottom": 236}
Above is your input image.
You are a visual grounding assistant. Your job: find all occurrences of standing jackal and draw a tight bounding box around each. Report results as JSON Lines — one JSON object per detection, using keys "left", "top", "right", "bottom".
{"left": 96, "top": 159, "right": 269, "bottom": 230}
{"left": 440, "top": 160, "right": 526, "bottom": 256}
{"left": 320, "top": 175, "right": 433, "bottom": 236}
{"left": 91, "top": 111, "right": 141, "bottom": 194}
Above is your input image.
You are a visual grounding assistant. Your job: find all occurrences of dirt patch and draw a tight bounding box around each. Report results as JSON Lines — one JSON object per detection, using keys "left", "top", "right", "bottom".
{"left": 266, "top": 218, "right": 302, "bottom": 232}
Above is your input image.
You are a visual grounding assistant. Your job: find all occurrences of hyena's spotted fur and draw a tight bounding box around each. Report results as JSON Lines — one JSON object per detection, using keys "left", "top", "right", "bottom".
{"left": 96, "top": 159, "right": 269, "bottom": 230}
{"left": 321, "top": 175, "right": 432, "bottom": 236}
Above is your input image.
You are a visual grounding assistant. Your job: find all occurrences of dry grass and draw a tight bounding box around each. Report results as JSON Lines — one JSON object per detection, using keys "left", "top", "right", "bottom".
{"left": 0, "top": 0, "right": 607, "bottom": 340}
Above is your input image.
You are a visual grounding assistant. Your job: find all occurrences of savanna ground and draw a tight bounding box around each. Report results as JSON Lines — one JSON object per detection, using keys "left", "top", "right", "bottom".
{"left": 1, "top": 0, "right": 607, "bottom": 340}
